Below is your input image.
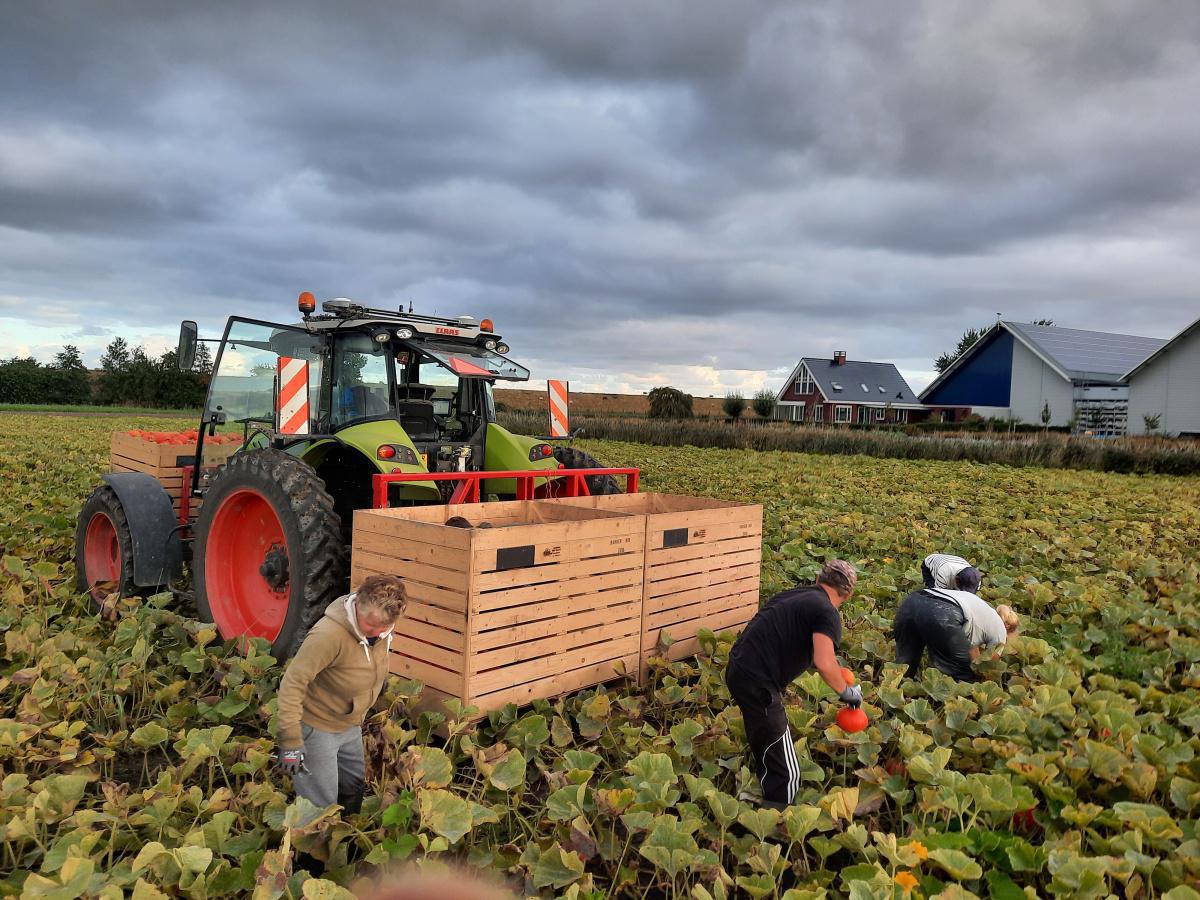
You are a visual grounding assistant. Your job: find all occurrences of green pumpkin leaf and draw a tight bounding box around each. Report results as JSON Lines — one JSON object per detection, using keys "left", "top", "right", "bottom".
{"left": 400, "top": 745, "right": 454, "bottom": 790}
{"left": 638, "top": 815, "right": 703, "bottom": 879}
{"left": 531, "top": 843, "right": 586, "bottom": 889}
{"left": 131, "top": 722, "right": 170, "bottom": 748}
{"left": 483, "top": 748, "right": 527, "bottom": 792}
{"left": 417, "top": 788, "right": 474, "bottom": 844}
{"left": 736, "top": 806, "right": 781, "bottom": 841}
{"left": 929, "top": 848, "right": 983, "bottom": 881}
{"left": 670, "top": 719, "right": 704, "bottom": 756}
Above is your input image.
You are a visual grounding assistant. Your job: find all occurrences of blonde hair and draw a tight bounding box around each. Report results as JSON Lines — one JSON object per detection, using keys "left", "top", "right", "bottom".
{"left": 357, "top": 574, "right": 408, "bottom": 621}
{"left": 996, "top": 604, "right": 1020, "bottom": 634}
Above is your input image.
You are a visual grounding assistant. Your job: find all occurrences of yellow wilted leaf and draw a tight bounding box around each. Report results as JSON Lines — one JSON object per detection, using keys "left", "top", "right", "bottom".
{"left": 820, "top": 786, "right": 859, "bottom": 823}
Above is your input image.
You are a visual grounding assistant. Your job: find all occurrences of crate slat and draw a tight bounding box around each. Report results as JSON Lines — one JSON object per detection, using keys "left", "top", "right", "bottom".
{"left": 474, "top": 593, "right": 641, "bottom": 648}
{"left": 470, "top": 632, "right": 641, "bottom": 695}
{"left": 473, "top": 552, "right": 643, "bottom": 593}
{"left": 389, "top": 653, "right": 462, "bottom": 695}
{"left": 474, "top": 613, "right": 641, "bottom": 671}
{"left": 471, "top": 652, "right": 640, "bottom": 714}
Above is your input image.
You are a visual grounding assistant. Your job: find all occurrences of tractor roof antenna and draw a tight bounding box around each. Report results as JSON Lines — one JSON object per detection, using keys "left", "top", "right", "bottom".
{"left": 408, "top": 301, "right": 413, "bottom": 313}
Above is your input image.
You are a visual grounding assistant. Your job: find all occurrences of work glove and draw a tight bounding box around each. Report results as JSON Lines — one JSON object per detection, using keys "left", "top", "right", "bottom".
{"left": 839, "top": 684, "right": 864, "bottom": 709}
{"left": 274, "top": 748, "right": 309, "bottom": 776}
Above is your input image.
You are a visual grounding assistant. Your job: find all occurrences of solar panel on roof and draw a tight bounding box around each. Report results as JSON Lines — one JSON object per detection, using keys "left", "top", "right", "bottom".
{"left": 1006, "top": 322, "right": 1168, "bottom": 378}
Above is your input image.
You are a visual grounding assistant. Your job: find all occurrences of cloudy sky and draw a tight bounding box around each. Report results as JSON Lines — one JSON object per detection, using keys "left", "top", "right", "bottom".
{"left": 2, "top": 2, "right": 1199, "bottom": 396}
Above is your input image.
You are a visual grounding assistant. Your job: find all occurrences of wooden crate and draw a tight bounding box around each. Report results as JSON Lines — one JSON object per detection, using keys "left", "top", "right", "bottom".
{"left": 351, "top": 500, "right": 645, "bottom": 718}
{"left": 109, "top": 432, "right": 239, "bottom": 520}
{"left": 540, "top": 493, "right": 763, "bottom": 681}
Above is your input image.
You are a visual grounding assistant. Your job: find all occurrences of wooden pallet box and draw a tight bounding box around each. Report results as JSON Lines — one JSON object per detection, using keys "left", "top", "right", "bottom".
{"left": 351, "top": 500, "right": 645, "bottom": 719}
{"left": 540, "top": 493, "right": 763, "bottom": 681}
{"left": 109, "top": 432, "right": 239, "bottom": 520}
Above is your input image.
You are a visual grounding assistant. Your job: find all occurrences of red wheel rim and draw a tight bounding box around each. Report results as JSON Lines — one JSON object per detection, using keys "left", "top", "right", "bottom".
{"left": 206, "top": 488, "right": 290, "bottom": 645}
{"left": 84, "top": 512, "right": 121, "bottom": 595}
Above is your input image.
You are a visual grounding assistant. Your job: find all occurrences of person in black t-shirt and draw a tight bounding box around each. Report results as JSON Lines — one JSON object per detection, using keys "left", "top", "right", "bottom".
{"left": 725, "top": 559, "right": 863, "bottom": 808}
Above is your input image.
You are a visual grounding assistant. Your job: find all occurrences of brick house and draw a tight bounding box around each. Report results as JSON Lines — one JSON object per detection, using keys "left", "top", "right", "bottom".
{"left": 774, "top": 351, "right": 967, "bottom": 425}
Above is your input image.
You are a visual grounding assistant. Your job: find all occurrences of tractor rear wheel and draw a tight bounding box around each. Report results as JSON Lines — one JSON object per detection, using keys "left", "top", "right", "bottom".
{"left": 75, "top": 485, "right": 138, "bottom": 606}
{"left": 552, "top": 447, "right": 622, "bottom": 495}
{"left": 194, "top": 449, "right": 347, "bottom": 660}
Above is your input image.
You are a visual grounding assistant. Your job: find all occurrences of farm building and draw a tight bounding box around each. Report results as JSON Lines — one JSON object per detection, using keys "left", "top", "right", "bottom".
{"left": 919, "top": 321, "right": 1168, "bottom": 434}
{"left": 774, "top": 352, "right": 961, "bottom": 424}
{"left": 1124, "top": 315, "right": 1200, "bottom": 436}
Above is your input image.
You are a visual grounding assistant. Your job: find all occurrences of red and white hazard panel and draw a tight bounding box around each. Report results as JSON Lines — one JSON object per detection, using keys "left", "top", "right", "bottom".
{"left": 548, "top": 379, "right": 569, "bottom": 438}
{"left": 277, "top": 357, "right": 311, "bottom": 435}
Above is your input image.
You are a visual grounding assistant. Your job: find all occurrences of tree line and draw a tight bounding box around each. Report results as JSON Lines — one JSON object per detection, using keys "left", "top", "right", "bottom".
{"left": 0, "top": 338, "right": 213, "bottom": 408}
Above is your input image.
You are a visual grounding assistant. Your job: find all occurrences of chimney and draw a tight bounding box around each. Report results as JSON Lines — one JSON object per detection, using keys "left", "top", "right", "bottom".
{"left": 833, "top": 351, "right": 847, "bottom": 366}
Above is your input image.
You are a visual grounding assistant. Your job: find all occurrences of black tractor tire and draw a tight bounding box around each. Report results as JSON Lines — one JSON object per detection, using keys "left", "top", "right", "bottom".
{"left": 552, "top": 446, "right": 622, "bottom": 495}
{"left": 194, "top": 448, "right": 347, "bottom": 660}
{"left": 75, "top": 484, "right": 139, "bottom": 606}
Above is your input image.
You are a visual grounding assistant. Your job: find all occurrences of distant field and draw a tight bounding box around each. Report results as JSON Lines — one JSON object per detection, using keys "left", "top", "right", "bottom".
{"left": 0, "top": 402, "right": 202, "bottom": 416}
{"left": 4, "top": 389, "right": 732, "bottom": 417}
{"left": 495, "top": 386, "right": 727, "bottom": 417}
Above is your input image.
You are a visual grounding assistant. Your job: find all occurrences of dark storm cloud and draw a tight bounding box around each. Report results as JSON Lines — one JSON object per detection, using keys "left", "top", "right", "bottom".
{"left": 2, "top": 1, "right": 1199, "bottom": 393}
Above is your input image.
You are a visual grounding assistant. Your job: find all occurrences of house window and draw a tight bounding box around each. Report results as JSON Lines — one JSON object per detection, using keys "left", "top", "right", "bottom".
{"left": 795, "top": 366, "right": 815, "bottom": 395}
{"left": 776, "top": 402, "right": 803, "bottom": 422}
{"left": 861, "top": 383, "right": 869, "bottom": 393}
{"left": 875, "top": 407, "right": 887, "bottom": 422}
{"left": 813, "top": 405, "right": 823, "bottom": 423}
{"left": 897, "top": 409, "right": 908, "bottom": 424}
{"left": 834, "top": 405, "right": 852, "bottom": 424}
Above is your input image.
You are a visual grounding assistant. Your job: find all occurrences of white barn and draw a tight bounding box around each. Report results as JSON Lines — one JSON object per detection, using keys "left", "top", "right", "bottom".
{"left": 920, "top": 321, "right": 1168, "bottom": 434}
{"left": 1124, "top": 316, "right": 1200, "bottom": 437}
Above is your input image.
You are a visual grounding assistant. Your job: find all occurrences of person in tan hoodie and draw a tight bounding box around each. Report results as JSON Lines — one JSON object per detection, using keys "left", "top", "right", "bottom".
{"left": 274, "top": 574, "right": 407, "bottom": 812}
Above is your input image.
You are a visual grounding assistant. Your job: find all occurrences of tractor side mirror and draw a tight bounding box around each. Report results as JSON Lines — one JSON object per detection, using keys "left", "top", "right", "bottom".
{"left": 177, "top": 321, "right": 198, "bottom": 371}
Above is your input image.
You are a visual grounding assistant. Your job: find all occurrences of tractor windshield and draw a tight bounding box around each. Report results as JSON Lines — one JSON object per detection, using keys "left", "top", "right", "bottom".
{"left": 329, "top": 333, "right": 392, "bottom": 428}
{"left": 206, "top": 319, "right": 323, "bottom": 452}
{"left": 417, "top": 342, "right": 529, "bottom": 381}
{"left": 322, "top": 332, "right": 521, "bottom": 439}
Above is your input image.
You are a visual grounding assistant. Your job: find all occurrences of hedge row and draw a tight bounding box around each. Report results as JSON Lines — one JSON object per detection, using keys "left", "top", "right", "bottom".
{"left": 498, "top": 411, "right": 1200, "bottom": 476}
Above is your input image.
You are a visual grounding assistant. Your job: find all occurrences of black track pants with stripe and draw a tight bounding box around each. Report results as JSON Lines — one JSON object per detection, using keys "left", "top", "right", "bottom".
{"left": 726, "top": 664, "right": 802, "bottom": 806}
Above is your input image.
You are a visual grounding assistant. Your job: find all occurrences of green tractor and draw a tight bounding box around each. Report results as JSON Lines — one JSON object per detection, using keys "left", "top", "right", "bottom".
{"left": 75, "top": 293, "right": 626, "bottom": 657}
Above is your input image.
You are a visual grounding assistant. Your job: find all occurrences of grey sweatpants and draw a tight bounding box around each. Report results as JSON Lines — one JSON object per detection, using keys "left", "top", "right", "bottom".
{"left": 292, "top": 723, "right": 366, "bottom": 812}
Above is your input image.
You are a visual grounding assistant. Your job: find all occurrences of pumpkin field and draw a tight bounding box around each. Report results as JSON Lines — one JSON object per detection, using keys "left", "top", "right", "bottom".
{"left": 2, "top": 411, "right": 1199, "bottom": 899}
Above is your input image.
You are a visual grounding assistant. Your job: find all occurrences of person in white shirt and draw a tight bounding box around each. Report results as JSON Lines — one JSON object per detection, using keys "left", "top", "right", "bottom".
{"left": 895, "top": 553, "right": 1020, "bottom": 681}
{"left": 921, "top": 552, "right": 981, "bottom": 593}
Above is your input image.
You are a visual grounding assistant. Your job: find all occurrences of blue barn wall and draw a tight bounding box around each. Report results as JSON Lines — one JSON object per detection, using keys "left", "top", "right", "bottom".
{"left": 925, "top": 331, "right": 1014, "bottom": 407}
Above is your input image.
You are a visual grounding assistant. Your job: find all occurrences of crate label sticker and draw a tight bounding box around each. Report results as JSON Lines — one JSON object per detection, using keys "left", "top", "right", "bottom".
{"left": 496, "top": 545, "right": 536, "bottom": 571}
{"left": 175, "top": 455, "right": 197, "bottom": 467}
{"left": 663, "top": 527, "right": 689, "bottom": 549}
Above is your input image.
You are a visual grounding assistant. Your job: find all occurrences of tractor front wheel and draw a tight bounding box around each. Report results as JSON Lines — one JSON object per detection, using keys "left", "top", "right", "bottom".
{"left": 195, "top": 449, "right": 347, "bottom": 659}
{"left": 75, "top": 485, "right": 137, "bottom": 606}
{"left": 552, "top": 447, "right": 622, "bottom": 495}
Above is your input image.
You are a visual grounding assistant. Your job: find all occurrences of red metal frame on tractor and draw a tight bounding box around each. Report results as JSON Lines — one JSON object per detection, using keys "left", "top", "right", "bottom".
{"left": 371, "top": 467, "right": 639, "bottom": 508}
